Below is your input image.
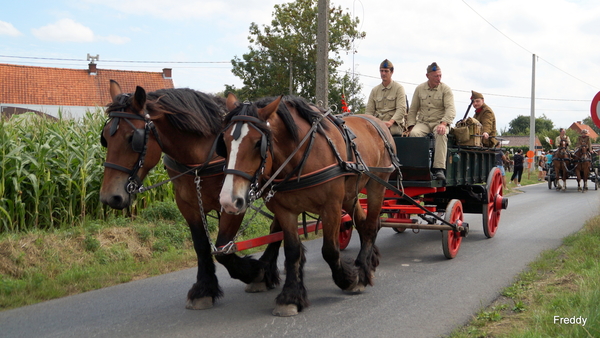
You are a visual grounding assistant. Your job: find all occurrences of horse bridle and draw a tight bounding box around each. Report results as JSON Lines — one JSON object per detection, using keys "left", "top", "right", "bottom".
{"left": 217, "top": 110, "right": 272, "bottom": 203}
{"left": 100, "top": 110, "right": 163, "bottom": 194}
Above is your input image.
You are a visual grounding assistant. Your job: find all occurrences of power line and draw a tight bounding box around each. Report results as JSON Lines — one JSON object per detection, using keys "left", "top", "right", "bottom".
{"left": 460, "top": 0, "right": 599, "bottom": 91}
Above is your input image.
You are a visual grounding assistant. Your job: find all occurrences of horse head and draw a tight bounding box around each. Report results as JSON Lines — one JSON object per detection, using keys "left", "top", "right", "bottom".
{"left": 218, "top": 94, "right": 281, "bottom": 214}
{"left": 99, "top": 80, "right": 163, "bottom": 209}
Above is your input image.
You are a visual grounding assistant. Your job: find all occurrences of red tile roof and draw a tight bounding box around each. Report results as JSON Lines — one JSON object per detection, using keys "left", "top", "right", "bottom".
{"left": 0, "top": 63, "right": 174, "bottom": 108}
{"left": 569, "top": 121, "right": 599, "bottom": 139}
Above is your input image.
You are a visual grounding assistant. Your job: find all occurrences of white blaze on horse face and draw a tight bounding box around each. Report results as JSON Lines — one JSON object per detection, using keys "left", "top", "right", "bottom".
{"left": 220, "top": 123, "right": 251, "bottom": 214}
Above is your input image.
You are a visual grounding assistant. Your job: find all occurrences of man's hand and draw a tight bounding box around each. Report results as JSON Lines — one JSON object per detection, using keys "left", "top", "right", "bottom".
{"left": 436, "top": 123, "right": 447, "bottom": 135}
{"left": 384, "top": 120, "right": 395, "bottom": 128}
{"left": 483, "top": 132, "right": 489, "bottom": 139}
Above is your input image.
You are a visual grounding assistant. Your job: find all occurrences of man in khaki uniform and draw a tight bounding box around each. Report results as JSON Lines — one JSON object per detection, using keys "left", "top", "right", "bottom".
{"left": 407, "top": 62, "right": 456, "bottom": 180}
{"left": 365, "top": 59, "right": 407, "bottom": 135}
{"left": 471, "top": 90, "right": 498, "bottom": 148}
{"left": 555, "top": 128, "right": 571, "bottom": 149}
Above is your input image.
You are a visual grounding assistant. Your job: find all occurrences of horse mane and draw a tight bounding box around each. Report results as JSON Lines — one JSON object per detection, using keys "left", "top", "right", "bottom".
{"left": 146, "top": 88, "right": 226, "bottom": 137}
{"left": 224, "top": 96, "right": 328, "bottom": 143}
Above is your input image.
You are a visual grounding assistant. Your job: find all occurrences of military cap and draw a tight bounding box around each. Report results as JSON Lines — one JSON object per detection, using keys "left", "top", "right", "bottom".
{"left": 426, "top": 62, "right": 440, "bottom": 73}
{"left": 380, "top": 59, "right": 394, "bottom": 69}
{"left": 471, "top": 90, "right": 484, "bottom": 100}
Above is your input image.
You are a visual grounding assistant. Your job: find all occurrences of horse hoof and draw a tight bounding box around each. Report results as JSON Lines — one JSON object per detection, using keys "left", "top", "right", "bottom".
{"left": 245, "top": 282, "right": 268, "bottom": 293}
{"left": 344, "top": 283, "right": 366, "bottom": 293}
{"left": 272, "top": 304, "right": 298, "bottom": 317}
{"left": 185, "top": 296, "right": 213, "bottom": 310}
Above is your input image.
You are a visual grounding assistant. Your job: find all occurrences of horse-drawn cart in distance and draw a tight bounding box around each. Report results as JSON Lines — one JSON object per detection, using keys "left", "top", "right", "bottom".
{"left": 546, "top": 140, "right": 599, "bottom": 191}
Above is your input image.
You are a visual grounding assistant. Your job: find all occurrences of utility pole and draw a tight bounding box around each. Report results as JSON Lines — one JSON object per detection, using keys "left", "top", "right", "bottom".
{"left": 316, "top": 0, "right": 329, "bottom": 107}
{"left": 530, "top": 54, "right": 536, "bottom": 171}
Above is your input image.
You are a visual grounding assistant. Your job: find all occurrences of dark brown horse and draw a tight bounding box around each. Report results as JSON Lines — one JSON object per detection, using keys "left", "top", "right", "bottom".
{"left": 573, "top": 144, "right": 592, "bottom": 192}
{"left": 99, "top": 81, "right": 281, "bottom": 310}
{"left": 552, "top": 139, "right": 571, "bottom": 191}
{"left": 217, "top": 94, "right": 397, "bottom": 316}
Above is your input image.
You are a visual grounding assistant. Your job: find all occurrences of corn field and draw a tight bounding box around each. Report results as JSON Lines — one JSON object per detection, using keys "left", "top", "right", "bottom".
{"left": 0, "top": 110, "right": 174, "bottom": 233}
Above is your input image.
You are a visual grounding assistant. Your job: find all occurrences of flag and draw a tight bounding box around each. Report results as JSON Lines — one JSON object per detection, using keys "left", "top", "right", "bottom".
{"left": 341, "top": 95, "right": 350, "bottom": 113}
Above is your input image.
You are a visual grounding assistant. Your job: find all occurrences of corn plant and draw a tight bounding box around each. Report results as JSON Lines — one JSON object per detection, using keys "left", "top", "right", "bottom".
{"left": 0, "top": 110, "right": 174, "bottom": 233}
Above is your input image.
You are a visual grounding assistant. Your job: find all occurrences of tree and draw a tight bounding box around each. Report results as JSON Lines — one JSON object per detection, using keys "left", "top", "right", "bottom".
{"left": 227, "top": 0, "right": 365, "bottom": 111}
{"left": 506, "top": 114, "right": 554, "bottom": 135}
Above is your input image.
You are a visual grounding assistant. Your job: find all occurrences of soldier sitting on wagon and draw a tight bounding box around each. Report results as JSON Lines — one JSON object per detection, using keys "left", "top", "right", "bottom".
{"left": 555, "top": 128, "right": 571, "bottom": 150}
{"left": 470, "top": 90, "right": 498, "bottom": 148}
{"left": 575, "top": 129, "right": 593, "bottom": 153}
{"left": 365, "top": 59, "right": 407, "bottom": 136}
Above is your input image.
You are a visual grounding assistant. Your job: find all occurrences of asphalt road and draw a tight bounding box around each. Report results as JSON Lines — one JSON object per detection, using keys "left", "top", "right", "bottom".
{"left": 2, "top": 182, "right": 599, "bottom": 338}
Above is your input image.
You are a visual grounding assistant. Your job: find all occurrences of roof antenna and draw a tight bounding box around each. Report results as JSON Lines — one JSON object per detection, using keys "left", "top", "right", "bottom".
{"left": 87, "top": 53, "right": 99, "bottom": 64}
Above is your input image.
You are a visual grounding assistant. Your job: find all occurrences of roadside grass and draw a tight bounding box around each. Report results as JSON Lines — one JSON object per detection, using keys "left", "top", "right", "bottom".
{"left": 0, "top": 201, "right": 279, "bottom": 310}
{"left": 448, "top": 214, "right": 600, "bottom": 338}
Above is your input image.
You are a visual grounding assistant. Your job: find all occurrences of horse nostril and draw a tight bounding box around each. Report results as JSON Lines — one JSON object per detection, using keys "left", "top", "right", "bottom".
{"left": 234, "top": 197, "right": 246, "bottom": 211}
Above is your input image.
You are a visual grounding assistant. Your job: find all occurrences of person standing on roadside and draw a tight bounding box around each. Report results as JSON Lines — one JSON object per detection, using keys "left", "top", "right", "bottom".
{"left": 365, "top": 59, "right": 407, "bottom": 136}
{"left": 511, "top": 149, "right": 524, "bottom": 187}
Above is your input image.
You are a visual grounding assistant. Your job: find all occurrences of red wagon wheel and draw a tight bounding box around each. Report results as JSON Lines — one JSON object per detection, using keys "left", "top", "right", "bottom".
{"left": 338, "top": 213, "right": 353, "bottom": 251}
{"left": 483, "top": 167, "right": 503, "bottom": 238}
{"left": 442, "top": 199, "right": 463, "bottom": 259}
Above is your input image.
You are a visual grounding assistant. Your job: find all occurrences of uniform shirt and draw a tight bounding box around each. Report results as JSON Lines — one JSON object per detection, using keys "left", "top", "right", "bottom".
{"left": 555, "top": 135, "right": 571, "bottom": 148}
{"left": 576, "top": 135, "right": 592, "bottom": 149}
{"left": 365, "top": 81, "right": 407, "bottom": 128}
{"left": 407, "top": 82, "right": 456, "bottom": 127}
{"left": 473, "top": 103, "right": 497, "bottom": 138}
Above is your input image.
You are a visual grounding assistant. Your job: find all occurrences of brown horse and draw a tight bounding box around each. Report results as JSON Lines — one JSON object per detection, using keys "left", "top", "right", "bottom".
{"left": 99, "top": 81, "right": 281, "bottom": 310}
{"left": 552, "top": 139, "right": 571, "bottom": 191}
{"left": 573, "top": 144, "right": 592, "bottom": 192}
{"left": 217, "top": 94, "right": 397, "bottom": 316}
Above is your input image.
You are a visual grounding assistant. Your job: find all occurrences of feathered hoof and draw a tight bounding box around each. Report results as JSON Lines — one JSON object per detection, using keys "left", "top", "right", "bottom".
{"left": 578, "top": 187, "right": 582, "bottom": 192}
{"left": 185, "top": 296, "right": 213, "bottom": 310}
{"left": 245, "top": 282, "right": 268, "bottom": 293}
{"left": 344, "top": 283, "right": 366, "bottom": 293}
{"left": 272, "top": 304, "right": 298, "bottom": 317}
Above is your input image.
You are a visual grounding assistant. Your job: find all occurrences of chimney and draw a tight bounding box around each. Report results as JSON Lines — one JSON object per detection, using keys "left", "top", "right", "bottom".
{"left": 163, "top": 68, "right": 172, "bottom": 79}
{"left": 87, "top": 53, "right": 99, "bottom": 75}
{"left": 577, "top": 121, "right": 582, "bottom": 124}
{"left": 88, "top": 62, "right": 97, "bottom": 76}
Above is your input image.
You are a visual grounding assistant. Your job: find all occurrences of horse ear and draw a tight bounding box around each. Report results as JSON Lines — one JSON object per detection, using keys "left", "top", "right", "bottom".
{"left": 258, "top": 96, "right": 282, "bottom": 121}
{"left": 226, "top": 92, "right": 238, "bottom": 112}
{"left": 132, "top": 86, "right": 147, "bottom": 113}
{"left": 109, "top": 80, "right": 122, "bottom": 100}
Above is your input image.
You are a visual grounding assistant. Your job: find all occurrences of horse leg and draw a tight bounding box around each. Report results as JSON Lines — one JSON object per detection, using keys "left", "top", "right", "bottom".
{"left": 245, "top": 219, "right": 282, "bottom": 293}
{"left": 214, "top": 215, "right": 280, "bottom": 292}
{"left": 576, "top": 171, "right": 582, "bottom": 191}
{"left": 185, "top": 222, "right": 223, "bottom": 310}
{"left": 319, "top": 204, "right": 360, "bottom": 292}
{"left": 273, "top": 213, "right": 309, "bottom": 317}
{"left": 345, "top": 179, "right": 384, "bottom": 287}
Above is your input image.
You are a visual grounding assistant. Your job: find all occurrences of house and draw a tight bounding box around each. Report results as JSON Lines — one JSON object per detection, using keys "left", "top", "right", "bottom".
{"left": 1, "top": 62, "right": 174, "bottom": 119}
{"left": 497, "top": 135, "right": 543, "bottom": 151}
{"left": 569, "top": 121, "right": 599, "bottom": 139}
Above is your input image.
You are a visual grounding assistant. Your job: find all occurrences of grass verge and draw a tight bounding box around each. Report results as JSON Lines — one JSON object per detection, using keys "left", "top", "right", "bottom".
{"left": 0, "top": 201, "right": 280, "bottom": 311}
{"left": 448, "top": 214, "right": 600, "bottom": 338}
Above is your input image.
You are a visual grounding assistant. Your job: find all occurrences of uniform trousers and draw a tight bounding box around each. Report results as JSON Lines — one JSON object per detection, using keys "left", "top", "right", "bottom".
{"left": 409, "top": 122, "right": 449, "bottom": 169}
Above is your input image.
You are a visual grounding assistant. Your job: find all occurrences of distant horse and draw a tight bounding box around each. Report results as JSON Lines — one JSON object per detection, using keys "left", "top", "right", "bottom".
{"left": 552, "top": 139, "right": 571, "bottom": 191}
{"left": 217, "top": 94, "right": 398, "bottom": 316}
{"left": 99, "top": 81, "right": 281, "bottom": 310}
{"left": 573, "top": 144, "right": 592, "bottom": 192}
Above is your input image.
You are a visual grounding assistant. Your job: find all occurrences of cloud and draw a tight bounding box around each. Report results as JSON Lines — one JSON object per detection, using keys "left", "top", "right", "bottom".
{"left": 32, "top": 18, "right": 94, "bottom": 42}
{"left": 0, "top": 21, "right": 21, "bottom": 37}
{"left": 30, "top": 18, "right": 130, "bottom": 45}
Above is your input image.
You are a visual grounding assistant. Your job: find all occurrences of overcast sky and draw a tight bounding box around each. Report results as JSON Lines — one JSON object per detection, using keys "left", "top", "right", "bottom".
{"left": 1, "top": 0, "right": 599, "bottom": 132}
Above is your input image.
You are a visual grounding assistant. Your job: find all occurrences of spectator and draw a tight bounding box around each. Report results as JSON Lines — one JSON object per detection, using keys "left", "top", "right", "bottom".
{"left": 511, "top": 149, "right": 524, "bottom": 186}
